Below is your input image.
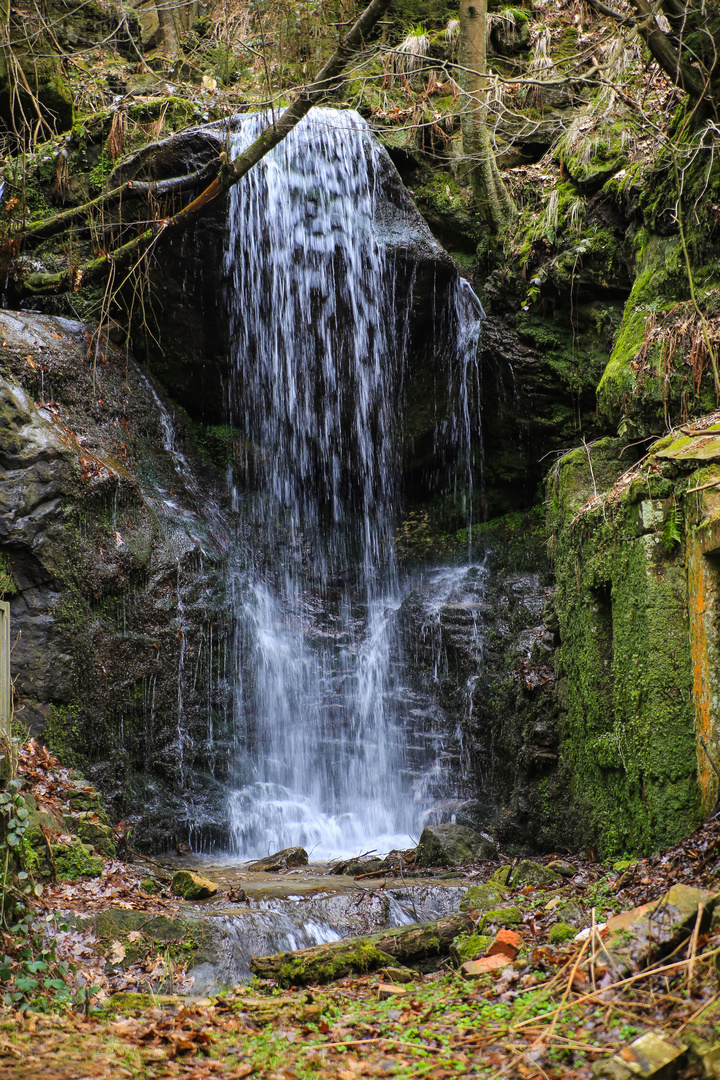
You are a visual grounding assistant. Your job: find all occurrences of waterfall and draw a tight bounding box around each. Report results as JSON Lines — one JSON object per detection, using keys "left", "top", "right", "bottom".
{"left": 222, "top": 108, "right": 483, "bottom": 860}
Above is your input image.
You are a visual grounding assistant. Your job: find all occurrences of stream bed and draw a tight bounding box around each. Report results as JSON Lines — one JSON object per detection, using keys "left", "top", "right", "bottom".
{"left": 158, "top": 859, "right": 467, "bottom": 988}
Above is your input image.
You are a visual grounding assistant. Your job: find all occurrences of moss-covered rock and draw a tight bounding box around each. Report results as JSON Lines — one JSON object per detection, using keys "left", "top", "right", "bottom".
{"left": 547, "top": 433, "right": 707, "bottom": 855}
{"left": 459, "top": 882, "right": 508, "bottom": 913}
{"left": 549, "top": 921, "right": 575, "bottom": 944}
{"left": 53, "top": 839, "right": 103, "bottom": 880}
{"left": 171, "top": 870, "right": 219, "bottom": 900}
{"left": 417, "top": 825, "right": 497, "bottom": 867}
{"left": 510, "top": 860, "right": 562, "bottom": 887}
{"left": 0, "top": 48, "right": 73, "bottom": 132}
{"left": 450, "top": 932, "right": 491, "bottom": 966}
{"left": 74, "top": 812, "right": 116, "bottom": 856}
{"left": 478, "top": 906, "right": 523, "bottom": 931}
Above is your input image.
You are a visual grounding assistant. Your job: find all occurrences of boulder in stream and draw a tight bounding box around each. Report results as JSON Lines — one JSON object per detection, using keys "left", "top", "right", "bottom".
{"left": 247, "top": 847, "right": 309, "bottom": 871}
{"left": 416, "top": 824, "right": 497, "bottom": 867}
{"left": 171, "top": 870, "right": 219, "bottom": 900}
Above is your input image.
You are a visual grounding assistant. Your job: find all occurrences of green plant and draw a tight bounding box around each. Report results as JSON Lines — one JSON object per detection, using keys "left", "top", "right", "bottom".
{"left": 0, "top": 555, "right": 17, "bottom": 600}
{"left": 0, "top": 777, "right": 31, "bottom": 916}
{"left": 662, "top": 502, "right": 684, "bottom": 553}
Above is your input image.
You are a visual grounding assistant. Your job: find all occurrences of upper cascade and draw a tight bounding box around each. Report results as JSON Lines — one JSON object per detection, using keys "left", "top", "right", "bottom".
{"left": 221, "top": 107, "right": 484, "bottom": 860}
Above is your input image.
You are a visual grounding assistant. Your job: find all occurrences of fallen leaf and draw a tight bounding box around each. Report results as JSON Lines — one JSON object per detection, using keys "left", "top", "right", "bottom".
{"left": 108, "top": 941, "right": 126, "bottom": 964}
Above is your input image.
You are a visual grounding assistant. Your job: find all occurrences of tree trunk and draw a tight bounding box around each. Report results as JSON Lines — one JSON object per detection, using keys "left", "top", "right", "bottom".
{"left": 250, "top": 912, "right": 473, "bottom": 986}
{"left": 459, "top": 0, "right": 515, "bottom": 233}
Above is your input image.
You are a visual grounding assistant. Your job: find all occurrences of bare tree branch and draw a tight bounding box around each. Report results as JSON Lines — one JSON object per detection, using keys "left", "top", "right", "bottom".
{"left": 24, "top": 0, "right": 392, "bottom": 294}
{"left": 23, "top": 159, "right": 220, "bottom": 242}
{"left": 628, "top": 0, "right": 709, "bottom": 99}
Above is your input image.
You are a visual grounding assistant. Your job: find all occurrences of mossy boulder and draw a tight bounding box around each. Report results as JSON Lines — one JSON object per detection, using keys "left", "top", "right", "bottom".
{"left": 72, "top": 910, "right": 220, "bottom": 982}
{"left": 478, "top": 906, "right": 523, "bottom": 932}
{"left": 74, "top": 812, "right": 116, "bottom": 856}
{"left": 510, "top": 860, "right": 562, "bottom": 887}
{"left": 459, "top": 882, "right": 508, "bottom": 913}
{"left": 53, "top": 839, "right": 103, "bottom": 881}
{"left": 491, "top": 866, "right": 513, "bottom": 887}
{"left": 171, "top": 870, "right": 219, "bottom": 900}
{"left": 416, "top": 825, "right": 497, "bottom": 867}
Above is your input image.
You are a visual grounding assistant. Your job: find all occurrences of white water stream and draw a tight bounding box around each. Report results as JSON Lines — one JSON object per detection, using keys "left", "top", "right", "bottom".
{"left": 222, "top": 109, "right": 483, "bottom": 860}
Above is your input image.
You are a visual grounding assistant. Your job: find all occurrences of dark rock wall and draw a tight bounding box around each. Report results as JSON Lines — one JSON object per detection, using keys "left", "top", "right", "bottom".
{"left": 0, "top": 310, "right": 236, "bottom": 850}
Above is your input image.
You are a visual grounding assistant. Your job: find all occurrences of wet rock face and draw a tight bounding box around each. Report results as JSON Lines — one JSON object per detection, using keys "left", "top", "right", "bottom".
{"left": 399, "top": 558, "right": 565, "bottom": 853}
{"left": 0, "top": 310, "right": 234, "bottom": 851}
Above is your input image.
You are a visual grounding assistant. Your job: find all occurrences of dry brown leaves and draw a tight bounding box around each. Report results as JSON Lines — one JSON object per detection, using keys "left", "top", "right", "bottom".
{"left": 634, "top": 300, "right": 720, "bottom": 394}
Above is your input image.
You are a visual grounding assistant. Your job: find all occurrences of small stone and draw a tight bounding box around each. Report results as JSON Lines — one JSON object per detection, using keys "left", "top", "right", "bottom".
{"left": 547, "top": 859, "right": 575, "bottom": 877}
{"left": 171, "top": 870, "right": 219, "bottom": 900}
{"left": 612, "top": 1031, "right": 686, "bottom": 1078}
{"left": 378, "top": 966, "right": 421, "bottom": 984}
{"left": 461, "top": 955, "right": 512, "bottom": 978}
{"left": 556, "top": 900, "right": 588, "bottom": 928}
{"left": 486, "top": 929, "right": 521, "bottom": 960}
{"left": 377, "top": 983, "right": 408, "bottom": 999}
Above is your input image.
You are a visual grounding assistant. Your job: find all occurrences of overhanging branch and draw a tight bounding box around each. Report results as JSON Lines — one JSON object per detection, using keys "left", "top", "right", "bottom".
{"left": 24, "top": 0, "right": 392, "bottom": 294}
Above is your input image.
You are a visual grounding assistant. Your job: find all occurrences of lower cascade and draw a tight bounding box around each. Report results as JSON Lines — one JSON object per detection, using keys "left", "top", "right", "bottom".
{"left": 221, "top": 108, "right": 484, "bottom": 860}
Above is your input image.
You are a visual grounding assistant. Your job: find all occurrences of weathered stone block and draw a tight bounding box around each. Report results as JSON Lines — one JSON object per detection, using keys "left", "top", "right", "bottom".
{"left": 612, "top": 1031, "right": 686, "bottom": 1079}
{"left": 604, "top": 885, "right": 716, "bottom": 975}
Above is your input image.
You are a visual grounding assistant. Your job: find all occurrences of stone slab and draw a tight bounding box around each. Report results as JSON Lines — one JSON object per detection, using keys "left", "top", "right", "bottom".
{"left": 461, "top": 955, "right": 512, "bottom": 977}
{"left": 613, "top": 1031, "right": 686, "bottom": 1079}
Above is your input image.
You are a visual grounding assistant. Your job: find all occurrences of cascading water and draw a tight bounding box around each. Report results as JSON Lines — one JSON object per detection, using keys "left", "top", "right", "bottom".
{"left": 221, "top": 108, "right": 483, "bottom": 860}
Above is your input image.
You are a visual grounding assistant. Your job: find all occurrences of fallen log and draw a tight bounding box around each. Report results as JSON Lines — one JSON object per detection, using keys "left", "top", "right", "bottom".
{"left": 250, "top": 911, "right": 473, "bottom": 987}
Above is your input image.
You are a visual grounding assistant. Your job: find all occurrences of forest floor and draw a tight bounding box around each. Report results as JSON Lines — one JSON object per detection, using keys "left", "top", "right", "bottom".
{"left": 3, "top": 804, "right": 720, "bottom": 1078}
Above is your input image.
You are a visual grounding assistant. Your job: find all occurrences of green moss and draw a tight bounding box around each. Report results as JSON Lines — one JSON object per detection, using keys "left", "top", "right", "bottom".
{"left": 478, "top": 907, "right": 523, "bottom": 931}
{"left": 0, "top": 553, "right": 17, "bottom": 599}
{"left": 276, "top": 942, "right": 396, "bottom": 988}
{"left": 44, "top": 704, "right": 84, "bottom": 772}
{"left": 548, "top": 438, "right": 702, "bottom": 857}
{"left": 450, "top": 932, "right": 491, "bottom": 966}
{"left": 192, "top": 423, "right": 239, "bottom": 472}
{"left": 549, "top": 922, "right": 575, "bottom": 944}
{"left": 53, "top": 839, "right": 103, "bottom": 881}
